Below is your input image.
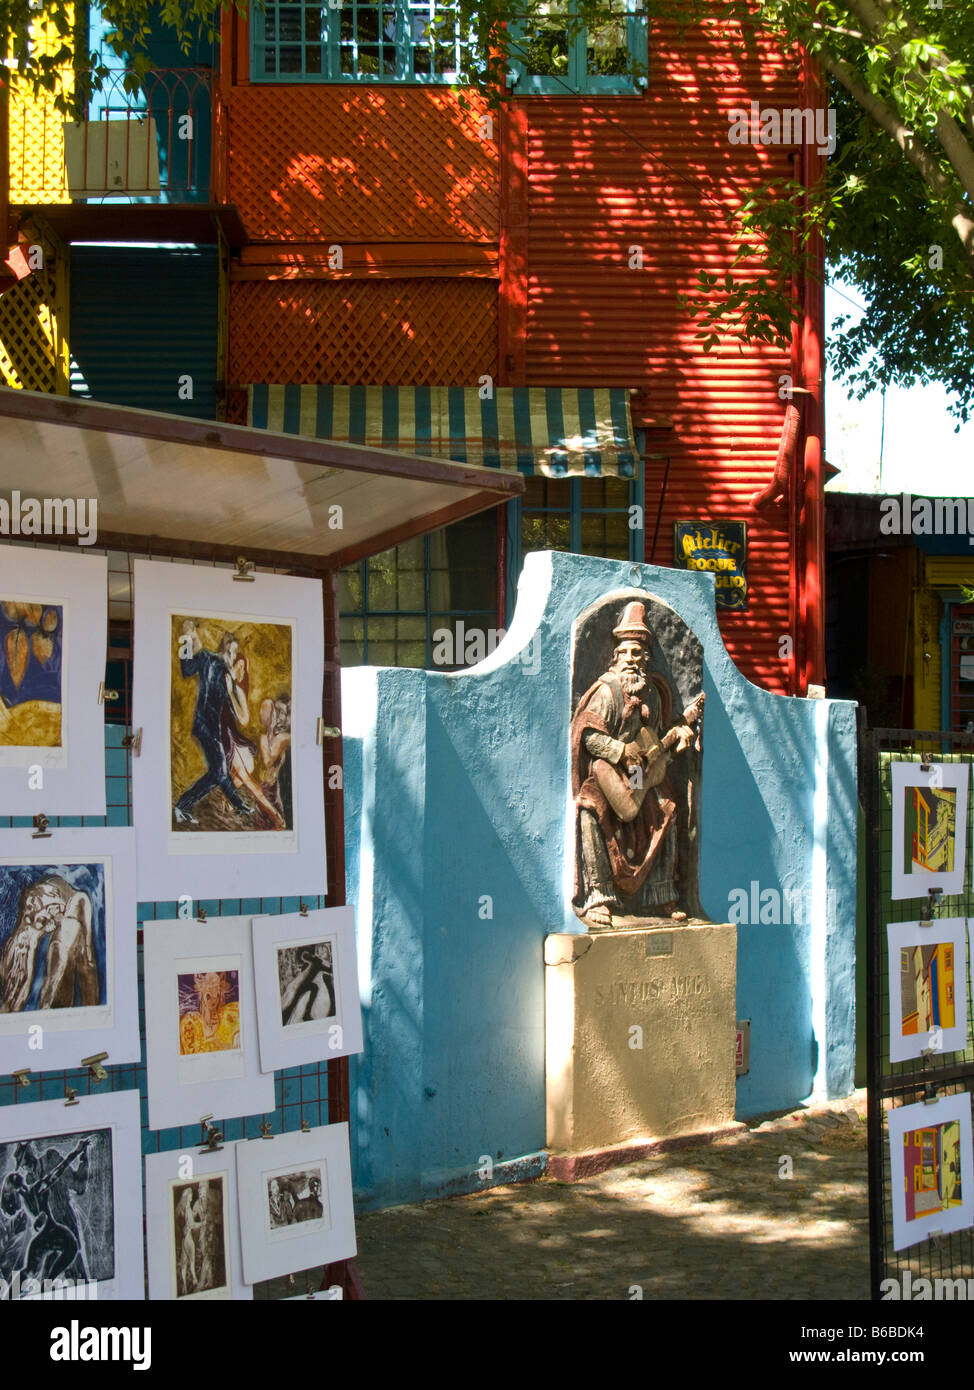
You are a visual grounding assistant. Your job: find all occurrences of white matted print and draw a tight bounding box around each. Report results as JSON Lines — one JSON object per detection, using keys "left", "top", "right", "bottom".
{"left": 887, "top": 1091, "right": 974, "bottom": 1251}
{"left": 0, "top": 546, "right": 106, "bottom": 815}
{"left": 0, "top": 1089, "right": 143, "bottom": 1298}
{"left": 132, "top": 559, "right": 326, "bottom": 901}
{"left": 145, "top": 1143, "right": 252, "bottom": 1301}
{"left": 887, "top": 918, "right": 969, "bottom": 1063}
{"left": 890, "top": 760, "right": 968, "bottom": 900}
{"left": 235, "top": 1121, "right": 356, "bottom": 1284}
{"left": 0, "top": 828, "right": 139, "bottom": 1075}
{"left": 144, "top": 916, "right": 275, "bottom": 1131}
{"left": 252, "top": 907, "right": 362, "bottom": 1073}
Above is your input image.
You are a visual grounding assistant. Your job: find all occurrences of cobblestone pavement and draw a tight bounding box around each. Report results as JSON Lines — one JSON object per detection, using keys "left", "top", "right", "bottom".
{"left": 354, "top": 1092, "right": 870, "bottom": 1300}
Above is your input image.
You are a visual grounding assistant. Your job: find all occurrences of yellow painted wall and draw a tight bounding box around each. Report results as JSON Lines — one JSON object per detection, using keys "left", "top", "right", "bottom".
{"left": 913, "top": 580, "right": 943, "bottom": 732}
{"left": 8, "top": 11, "right": 74, "bottom": 204}
{"left": 0, "top": 221, "right": 70, "bottom": 393}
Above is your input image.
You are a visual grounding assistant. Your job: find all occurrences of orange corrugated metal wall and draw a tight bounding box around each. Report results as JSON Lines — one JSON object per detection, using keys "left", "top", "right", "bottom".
{"left": 224, "top": 12, "right": 812, "bottom": 692}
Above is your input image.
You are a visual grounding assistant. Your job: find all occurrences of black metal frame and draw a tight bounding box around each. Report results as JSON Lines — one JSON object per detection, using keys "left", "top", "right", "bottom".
{"left": 863, "top": 717, "right": 974, "bottom": 1300}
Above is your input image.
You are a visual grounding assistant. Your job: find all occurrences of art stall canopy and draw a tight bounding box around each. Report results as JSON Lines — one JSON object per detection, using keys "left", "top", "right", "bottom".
{"left": 0, "top": 387, "right": 524, "bottom": 569}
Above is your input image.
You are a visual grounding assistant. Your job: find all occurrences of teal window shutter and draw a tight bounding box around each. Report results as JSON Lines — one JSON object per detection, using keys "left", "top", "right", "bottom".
{"left": 506, "top": 0, "right": 648, "bottom": 96}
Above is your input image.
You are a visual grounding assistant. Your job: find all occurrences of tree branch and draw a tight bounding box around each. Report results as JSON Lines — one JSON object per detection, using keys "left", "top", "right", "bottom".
{"left": 823, "top": 49, "right": 974, "bottom": 259}
{"left": 843, "top": 0, "right": 974, "bottom": 146}
{"left": 933, "top": 110, "right": 974, "bottom": 208}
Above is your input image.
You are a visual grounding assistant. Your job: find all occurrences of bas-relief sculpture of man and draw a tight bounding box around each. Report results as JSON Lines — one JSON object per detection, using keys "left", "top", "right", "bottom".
{"left": 571, "top": 601, "right": 705, "bottom": 930}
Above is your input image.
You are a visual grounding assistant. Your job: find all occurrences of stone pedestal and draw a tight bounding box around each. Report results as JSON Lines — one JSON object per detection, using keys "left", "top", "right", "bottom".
{"left": 545, "top": 924, "right": 737, "bottom": 1154}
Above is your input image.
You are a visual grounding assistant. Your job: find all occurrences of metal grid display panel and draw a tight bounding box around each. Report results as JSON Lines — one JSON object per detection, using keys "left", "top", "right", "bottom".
{"left": 0, "top": 543, "right": 344, "bottom": 1298}
{"left": 864, "top": 724, "right": 974, "bottom": 1299}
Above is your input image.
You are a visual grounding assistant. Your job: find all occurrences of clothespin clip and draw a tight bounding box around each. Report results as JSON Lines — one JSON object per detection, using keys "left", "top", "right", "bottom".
{"left": 98, "top": 682, "right": 119, "bottom": 704}
{"left": 233, "top": 557, "right": 255, "bottom": 583}
{"left": 299, "top": 901, "right": 308, "bottom": 917}
{"left": 301, "top": 1117, "right": 311, "bottom": 1133}
{"left": 122, "top": 728, "right": 143, "bottom": 757}
{"left": 81, "top": 1052, "right": 108, "bottom": 1083}
{"left": 64, "top": 1086, "right": 79, "bottom": 1107}
{"left": 259, "top": 1120, "right": 274, "bottom": 1139}
{"left": 200, "top": 1116, "right": 224, "bottom": 1153}
{"left": 31, "top": 814, "right": 51, "bottom": 840}
{"left": 922, "top": 1082, "right": 940, "bottom": 1105}
{"left": 316, "top": 719, "right": 341, "bottom": 745}
{"left": 197, "top": 906, "right": 208, "bottom": 923}
{"left": 929, "top": 1228, "right": 944, "bottom": 1246}
{"left": 10, "top": 1069, "right": 30, "bottom": 1090}
{"left": 920, "top": 888, "right": 943, "bottom": 922}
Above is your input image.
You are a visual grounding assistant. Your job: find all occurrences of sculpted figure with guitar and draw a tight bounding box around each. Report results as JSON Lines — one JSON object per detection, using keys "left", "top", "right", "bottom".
{"left": 571, "top": 602, "right": 705, "bottom": 929}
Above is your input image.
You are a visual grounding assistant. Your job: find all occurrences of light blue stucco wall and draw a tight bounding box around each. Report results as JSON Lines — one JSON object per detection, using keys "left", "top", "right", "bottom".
{"left": 343, "top": 552, "right": 858, "bottom": 1211}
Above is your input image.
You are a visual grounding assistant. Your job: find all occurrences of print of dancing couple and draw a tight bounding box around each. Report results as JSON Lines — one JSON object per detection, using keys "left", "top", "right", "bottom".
{"left": 172, "top": 618, "right": 292, "bottom": 834}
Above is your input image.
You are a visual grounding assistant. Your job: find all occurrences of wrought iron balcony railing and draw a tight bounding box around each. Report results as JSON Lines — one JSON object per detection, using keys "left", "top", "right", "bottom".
{"left": 10, "top": 66, "right": 214, "bottom": 205}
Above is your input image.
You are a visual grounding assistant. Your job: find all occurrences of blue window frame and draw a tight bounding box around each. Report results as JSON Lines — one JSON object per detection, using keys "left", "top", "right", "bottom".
{"left": 252, "top": 0, "right": 473, "bottom": 83}
{"left": 506, "top": 0, "right": 648, "bottom": 96}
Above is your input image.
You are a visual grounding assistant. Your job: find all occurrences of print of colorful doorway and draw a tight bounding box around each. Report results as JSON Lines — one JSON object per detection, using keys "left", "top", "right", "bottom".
{"left": 906, "top": 786, "right": 956, "bottom": 872}
{"left": 904, "top": 1121, "right": 963, "bottom": 1222}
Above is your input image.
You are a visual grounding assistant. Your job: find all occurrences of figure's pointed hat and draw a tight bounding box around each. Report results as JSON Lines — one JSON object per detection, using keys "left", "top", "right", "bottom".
{"left": 612, "top": 601, "right": 652, "bottom": 642}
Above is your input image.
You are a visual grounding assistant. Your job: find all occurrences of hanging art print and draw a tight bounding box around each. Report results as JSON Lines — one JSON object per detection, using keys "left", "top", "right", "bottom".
{"left": 252, "top": 906, "right": 363, "bottom": 1073}
{"left": 890, "top": 759, "right": 968, "bottom": 900}
{"left": 0, "top": 1089, "right": 143, "bottom": 1299}
{"left": 887, "top": 1091, "right": 974, "bottom": 1251}
{"left": 132, "top": 561, "right": 326, "bottom": 901}
{"left": 0, "top": 547, "right": 106, "bottom": 815}
{"left": 0, "top": 828, "right": 139, "bottom": 1075}
{"left": 886, "top": 918, "right": 969, "bottom": 1064}
{"left": 235, "top": 1121, "right": 356, "bottom": 1284}
{"left": 143, "top": 915, "right": 275, "bottom": 1132}
{"left": 144, "top": 1144, "right": 252, "bottom": 1301}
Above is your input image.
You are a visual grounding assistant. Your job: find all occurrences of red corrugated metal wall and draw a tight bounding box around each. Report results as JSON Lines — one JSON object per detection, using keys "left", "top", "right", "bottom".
{"left": 508, "top": 21, "right": 807, "bottom": 692}
{"left": 223, "top": 11, "right": 816, "bottom": 692}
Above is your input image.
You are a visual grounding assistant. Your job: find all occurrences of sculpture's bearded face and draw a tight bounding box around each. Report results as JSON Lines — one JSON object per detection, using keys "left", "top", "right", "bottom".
{"left": 612, "top": 640, "right": 648, "bottom": 695}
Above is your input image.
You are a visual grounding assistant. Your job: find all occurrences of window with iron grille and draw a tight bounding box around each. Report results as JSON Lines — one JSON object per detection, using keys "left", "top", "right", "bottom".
{"left": 507, "top": 472, "right": 641, "bottom": 619}
{"left": 506, "top": 0, "right": 648, "bottom": 96}
{"left": 338, "top": 472, "right": 640, "bottom": 671}
{"left": 339, "top": 512, "right": 497, "bottom": 670}
{"left": 252, "top": 0, "right": 474, "bottom": 83}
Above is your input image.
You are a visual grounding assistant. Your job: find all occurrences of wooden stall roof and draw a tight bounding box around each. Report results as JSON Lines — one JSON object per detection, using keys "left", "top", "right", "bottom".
{"left": 0, "top": 388, "right": 523, "bottom": 570}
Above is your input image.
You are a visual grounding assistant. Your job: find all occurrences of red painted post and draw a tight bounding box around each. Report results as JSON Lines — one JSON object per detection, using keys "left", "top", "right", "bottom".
{"left": 497, "top": 99, "right": 528, "bottom": 384}
{"left": 801, "top": 51, "right": 827, "bottom": 693}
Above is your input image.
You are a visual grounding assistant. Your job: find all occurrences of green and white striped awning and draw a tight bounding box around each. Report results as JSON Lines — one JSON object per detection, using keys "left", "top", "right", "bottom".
{"left": 248, "top": 385, "right": 639, "bottom": 478}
